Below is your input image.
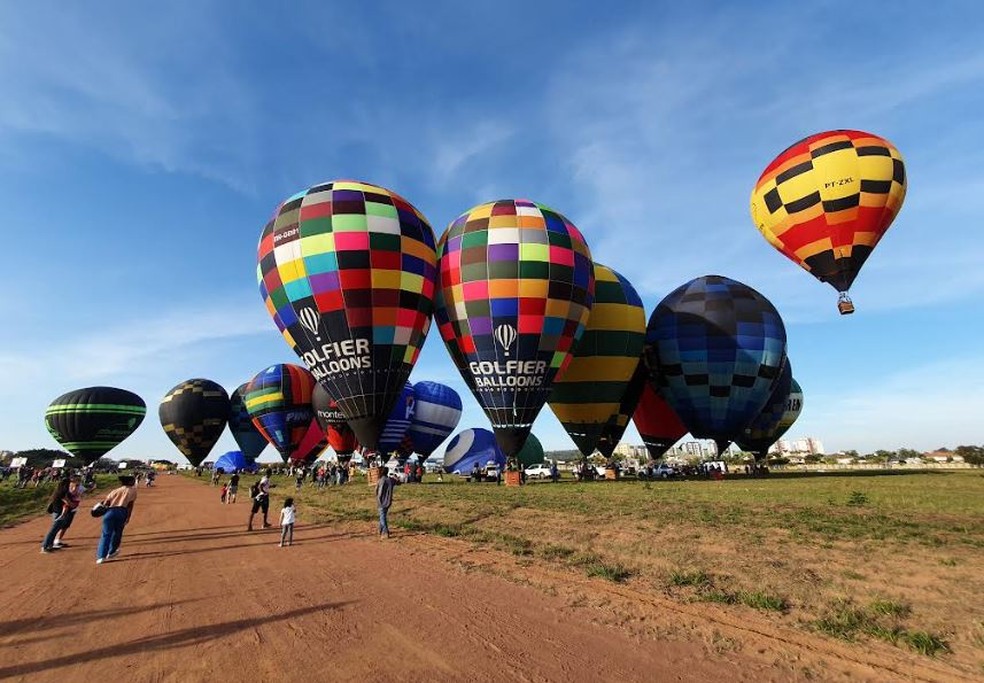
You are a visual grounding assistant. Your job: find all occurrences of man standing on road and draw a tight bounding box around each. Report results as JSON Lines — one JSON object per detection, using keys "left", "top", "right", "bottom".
{"left": 248, "top": 468, "right": 273, "bottom": 531}
{"left": 375, "top": 468, "right": 398, "bottom": 539}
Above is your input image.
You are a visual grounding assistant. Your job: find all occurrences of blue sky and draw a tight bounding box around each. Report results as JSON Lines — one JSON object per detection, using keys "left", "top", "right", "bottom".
{"left": 2, "top": 1, "right": 982, "bottom": 462}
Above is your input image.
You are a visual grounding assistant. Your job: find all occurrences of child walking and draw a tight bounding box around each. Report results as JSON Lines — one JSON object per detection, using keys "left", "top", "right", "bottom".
{"left": 220, "top": 483, "right": 228, "bottom": 504}
{"left": 279, "top": 497, "right": 296, "bottom": 547}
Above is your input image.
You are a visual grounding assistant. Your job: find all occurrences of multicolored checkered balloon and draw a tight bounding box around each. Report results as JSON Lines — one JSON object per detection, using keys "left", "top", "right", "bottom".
{"left": 736, "top": 360, "right": 794, "bottom": 460}
{"left": 548, "top": 264, "right": 646, "bottom": 457}
{"left": 244, "top": 364, "right": 316, "bottom": 463}
{"left": 644, "top": 275, "right": 787, "bottom": 455}
{"left": 257, "top": 180, "right": 437, "bottom": 451}
{"left": 434, "top": 199, "right": 595, "bottom": 457}
{"left": 750, "top": 130, "right": 906, "bottom": 314}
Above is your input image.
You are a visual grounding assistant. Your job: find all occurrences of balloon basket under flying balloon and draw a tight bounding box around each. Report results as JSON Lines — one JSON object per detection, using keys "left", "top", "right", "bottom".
{"left": 837, "top": 292, "right": 855, "bottom": 316}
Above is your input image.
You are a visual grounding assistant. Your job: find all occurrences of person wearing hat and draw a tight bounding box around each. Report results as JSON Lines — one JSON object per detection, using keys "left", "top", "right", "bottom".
{"left": 95, "top": 474, "right": 137, "bottom": 564}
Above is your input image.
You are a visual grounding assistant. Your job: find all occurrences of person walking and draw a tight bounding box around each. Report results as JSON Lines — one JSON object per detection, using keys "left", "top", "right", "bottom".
{"left": 248, "top": 468, "right": 273, "bottom": 531}
{"left": 279, "top": 497, "right": 296, "bottom": 547}
{"left": 96, "top": 475, "right": 137, "bottom": 564}
{"left": 52, "top": 476, "right": 83, "bottom": 548}
{"left": 40, "top": 477, "right": 73, "bottom": 553}
{"left": 227, "top": 472, "right": 240, "bottom": 503}
{"left": 375, "top": 468, "right": 399, "bottom": 539}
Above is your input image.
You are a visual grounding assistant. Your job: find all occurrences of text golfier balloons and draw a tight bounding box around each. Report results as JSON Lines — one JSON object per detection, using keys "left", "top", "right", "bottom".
{"left": 257, "top": 180, "right": 437, "bottom": 450}
{"left": 750, "top": 130, "right": 906, "bottom": 314}
{"left": 435, "top": 200, "right": 595, "bottom": 456}
{"left": 644, "top": 275, "right": 787, "bottom": 455}
{"left": 245, "top": 364, "right": 316, "bottom": 463}
{"left": 312, "top": 383, "right": 357, "bottom": 457}
{"left": 45, "top": 387, "right": 146, "bottom": 465}
{"left": 632, "top": 381, "right": 687, "bottom": 460}
{"left": 443, "top": 428, "right": 504, "bottom": 474}
{"left": 377, "top": 382, "right": 415, "bottom": 455}
{"left": 408, "top": 381, "right": 462, "bottom": 457}
{"left": 229, "top": 383, "right": 268, "bottom": 461}
{"left": 549, "top": 264, "right": 645, "bottom": 457}
{"left": 736, "top": 361, "right": 794, "bottom": 460}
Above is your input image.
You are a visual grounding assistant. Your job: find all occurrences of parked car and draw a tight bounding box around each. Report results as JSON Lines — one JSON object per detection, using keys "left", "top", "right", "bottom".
{"left": 638, "top": 463, "right": 677, "bottom": 479}
{"left": 524, "top": 464, "right": 552, "bottom": 479}
{"left": 484, "top": 461, "right": 501, "bottom": 481}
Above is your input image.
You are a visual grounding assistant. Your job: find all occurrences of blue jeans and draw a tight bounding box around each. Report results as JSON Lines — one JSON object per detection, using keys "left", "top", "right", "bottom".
{"left": 378, "top": 506, "right": 389, "bottom": 535}
{"left": 97, "top": 507, "right": 128, "bottom": 559}
{"left": 42, "top": 513, "right": 68, "bottom": 550}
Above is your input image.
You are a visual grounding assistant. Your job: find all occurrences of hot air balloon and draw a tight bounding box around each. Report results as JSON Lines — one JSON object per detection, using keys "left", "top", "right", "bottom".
{"left": 408, "top": 381, "right": 462, "bottom": 458}
{"left": 442, "top": 428, "right": 505, "bottom": 475}
{"left": 245, "top": 364, "right": 316, "bottom": 463}
{"left": 45, "top": 387, "right": 146, "bottom": 465}
{"left": 595, "top": 360, "right": 647, "bottom": 459}
{"left": 632, "top": 380, "right": 688, "bottom": 460}
{"left": 312, "top": 383, "right": 358, "bottom": 458}
{"left": 292, "top": 419, "right": 329, "bottom": 464}
{"left": 516, "top": 433, "right": 544, "bottom": 467}
{"left": 214, "top": 450, "right": 257, "bottom": 474}
{"left": 228, "top": 383, "right": 268, "bottom": 461}
{"left": 548, "top": 264, "right": 645, "bottom": 457}
{"left": 750, "top": 130, "right": 906, "bottom": 314}
{"left": 434, "top": 199, "right": 595, "bottom": 457}
{"left": 159, "top": 379, "right": 230, "bottom": 467}
{"left": 644, "top": 275, "right": 787, "bottom": 456}
{"left": 736, "top": 361, "right": 794, "bottom": 461}
{"left": 256, "top": 180, "right": 437, "bottom": 450}
{"left": 772, "top": 377, "right": 803, "bottom": 448}
{"left": 376, "top": 382, "right": 415, "bottom": 456}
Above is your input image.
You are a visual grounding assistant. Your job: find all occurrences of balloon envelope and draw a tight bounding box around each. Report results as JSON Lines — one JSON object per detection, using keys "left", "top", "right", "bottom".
{"left": 750, "top": 130, "right": 906, "bottom": 312}
{"left": 377, "top": 382, "right": 415, "bottom": 455}
{"left": 434, "top": 199, "right": 595, "bottom": 456}
{"left": 292, "top": 418, "right": 329, "bottom": 464}
{"left": 214, "top": 450, "right": 257, "bottom": 474}
{"left": 408, "top": 381, "right": 462, "bottom": 457}
{"left": 644, "top": 275, "right": 787, "bottom": 454}
{"left": 257, "top": 180, "right": 437, "bottom": 450}
{"left": 516, "top": 433, "right": 544, "bottom": 467}
{"left": 245, "top": 364, "right": 316, "bottom": 463}
{"left": 596, "top": 359, "right": 647, "bottom": 459}
{"left": 159, "top": 379, "right": 230, "bottom": 467}
{"left": 632, "top": 381, "right": 687, "bottom": 460}
{"left": 228, "top": 383, "right": 268, "bottom": 461}
{"left": 549, "top": 264, "right": 645, "bottom": 457}
{"left": 45, "top": 387, "right": 146, "bottom": 465}
{"left": 312, "top": 383, "right": 358, "bottom": 456}
{"left": 736, "top": 361, "right": 794, "bottom": 459}
{"left": 443, "top": 428, "right": 506, "bottom": 474}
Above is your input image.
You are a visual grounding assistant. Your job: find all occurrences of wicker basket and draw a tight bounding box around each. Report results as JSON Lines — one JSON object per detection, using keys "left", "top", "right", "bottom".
{"left": 605, "top": 467, "right": 618, "bottom": 481}
{"left": 367, "top": 466, "right": 383, "bottom": 485}
{"left": 504, "top": 470, "right": 522, "bottom": 487}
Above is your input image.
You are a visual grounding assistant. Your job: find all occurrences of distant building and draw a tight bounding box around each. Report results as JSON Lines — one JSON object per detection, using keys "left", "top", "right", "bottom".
{"left": 774, "top": 437, "right": 825, "bottom": 455}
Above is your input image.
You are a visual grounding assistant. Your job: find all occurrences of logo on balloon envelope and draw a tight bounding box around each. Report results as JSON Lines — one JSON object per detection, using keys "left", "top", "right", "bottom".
{"left": 468, "top": 360, "right": 548, "bottom": 390}
{"left": 494, "top": 324, "right": 517, "bottom": 357}
{"left": 299, "top": 338, "right": 372, "bottom": 381}
{"left": 298, "top": 307, "right": 321, "bottom": 339}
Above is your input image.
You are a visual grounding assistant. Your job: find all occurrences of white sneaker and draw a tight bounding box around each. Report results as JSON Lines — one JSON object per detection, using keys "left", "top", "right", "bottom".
{"left": 96, "top": 558, "right": 105, "bottom": 564}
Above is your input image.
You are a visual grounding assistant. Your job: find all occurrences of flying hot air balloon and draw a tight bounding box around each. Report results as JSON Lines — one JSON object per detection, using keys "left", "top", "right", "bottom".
{"left": 408, "top": 381, "right": 462, "bottom": 458}
{"left": 644, "top": 275, "right": 787, "bottom": 456}
{"left": 228, "top": 383, "right": 268, "bottom": 461}
{"left": 632, "top": 380, "right": 687, "bottom": 460}
{"left": 312, "top": 383, "right": 358, "bottom": 458}
{"left": 45, "top": 387, "right": 146, "bottom": 465}
{"left": 434, "top": 199, "right": 595, "bottom": 457}
{"left": 256, "top": 180, "right": 437, "bottom": 451}
{"left": 159, "top": 379, "right": 230, "bottom": 467}
{"left": 750, "top": 130, "right": 906, "bottom": 314}
{"left": 548, "top": 264, "right": 645, "bottom": 457}
{"left": 245, "top": 364, "right": 316, "bottom": 463}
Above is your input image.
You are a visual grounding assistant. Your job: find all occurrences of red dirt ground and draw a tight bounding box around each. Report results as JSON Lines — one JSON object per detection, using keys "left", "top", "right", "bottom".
{"left": 0, "top": 477, "right": 971, "bottom": 682}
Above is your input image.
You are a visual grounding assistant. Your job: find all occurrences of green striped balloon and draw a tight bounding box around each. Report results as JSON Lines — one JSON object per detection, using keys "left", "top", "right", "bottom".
{"left": 45, "top": 387, "right": 146, "bottom": 464}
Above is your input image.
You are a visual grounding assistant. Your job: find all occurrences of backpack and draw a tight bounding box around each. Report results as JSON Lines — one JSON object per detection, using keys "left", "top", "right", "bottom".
{"left": 249, "top": 482, "right": 260, "bottom": 499}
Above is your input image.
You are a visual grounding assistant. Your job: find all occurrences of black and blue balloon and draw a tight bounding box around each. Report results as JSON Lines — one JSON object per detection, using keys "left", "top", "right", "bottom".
{"left": 408, "top": 381, "right": 462, "bottom": 458}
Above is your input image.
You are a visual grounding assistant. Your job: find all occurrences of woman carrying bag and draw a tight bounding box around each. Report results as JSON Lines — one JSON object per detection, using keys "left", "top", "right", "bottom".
{"left": 95, "top": 475, "right": 137, "bottom": 564}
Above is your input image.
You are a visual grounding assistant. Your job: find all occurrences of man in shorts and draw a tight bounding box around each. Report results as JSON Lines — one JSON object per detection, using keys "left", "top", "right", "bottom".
{"left": 227, "top": 472, "right": 240, "bottom": 504}
{"left": 247, "top": 468, "right": 273, "bottom": 531}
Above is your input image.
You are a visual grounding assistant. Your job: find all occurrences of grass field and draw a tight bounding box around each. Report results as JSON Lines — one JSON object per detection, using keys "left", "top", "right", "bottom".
{"left": 237, "top": 468, "right": 984, "bottom": 667}
{"left": 0, "top": 475, "right": 121, "bottom": 528}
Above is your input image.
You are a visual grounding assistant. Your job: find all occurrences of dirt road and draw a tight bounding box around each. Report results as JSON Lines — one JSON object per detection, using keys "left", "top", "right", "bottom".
{"left": 0, "top": 477, "right": 967, "bottom": 682}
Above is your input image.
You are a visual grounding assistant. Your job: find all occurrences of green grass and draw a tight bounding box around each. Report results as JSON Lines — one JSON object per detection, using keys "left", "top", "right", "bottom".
{"left": 669, "top": 569, "right": 711, "bottom": 587}
{"left": 812, "top": 599, "right": 949, "bottom": 656}
{"left": 585, "top": 561, "right": 633, "bottom": 583}
{"left": 0, "top": 475, "right": 117, "bottom": 527}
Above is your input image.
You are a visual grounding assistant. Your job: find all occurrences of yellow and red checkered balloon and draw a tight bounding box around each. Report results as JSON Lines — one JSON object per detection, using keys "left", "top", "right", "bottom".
{"left": 750, "top": 130, "right": 906, "bottom": 314}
